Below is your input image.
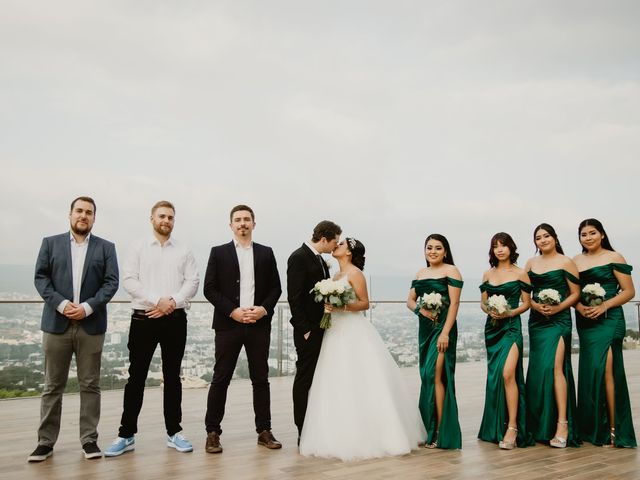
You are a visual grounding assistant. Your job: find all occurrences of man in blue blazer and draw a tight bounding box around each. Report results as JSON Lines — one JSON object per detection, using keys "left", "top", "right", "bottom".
{"left": 203, "top": 205, "right": 282, "bottom": 453}
{"left": 28, "top": 196, "right": 119, "bottom": 462}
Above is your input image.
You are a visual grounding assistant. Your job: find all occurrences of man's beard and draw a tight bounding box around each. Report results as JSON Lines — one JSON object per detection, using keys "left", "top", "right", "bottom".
{"left": 71, "top": 222, "right": 91, "bottom": 236}
{"left": 154, "top": 224, "right": 173, "bottom": 236}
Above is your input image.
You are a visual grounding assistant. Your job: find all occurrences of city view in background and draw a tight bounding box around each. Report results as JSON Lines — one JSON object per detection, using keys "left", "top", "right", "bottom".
{"left": 1, "top": 268, "right": 639, "bottom": 398}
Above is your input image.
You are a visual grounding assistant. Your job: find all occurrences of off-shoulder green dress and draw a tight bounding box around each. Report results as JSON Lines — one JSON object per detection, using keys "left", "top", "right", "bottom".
{"left": 412, "top": 277, "right": 463, "bottom": 449}
{"left": 576, "top": 263, "right": 637, "bottom": 447}
{"left": 526, "top": 269, "right": 580, "bottom": 446}
{"left": 478, "top": 280, "right": 535, "bottom": 447}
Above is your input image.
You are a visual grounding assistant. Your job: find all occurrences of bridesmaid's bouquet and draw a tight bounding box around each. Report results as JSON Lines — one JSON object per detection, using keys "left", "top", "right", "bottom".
{"left": 536, "top": 288, "right": 561, "bottom": 306}
{"left": 417, "top": 292, "right": 449, "bottom": 325}
{"left": 310, "top": 279, "right": 356, "bottom": 329}
{"left": 484, "top": 294, "right": 511, "bottom": 326}
{"left": 582, "top": 283, "right": 606, "bottom": 306}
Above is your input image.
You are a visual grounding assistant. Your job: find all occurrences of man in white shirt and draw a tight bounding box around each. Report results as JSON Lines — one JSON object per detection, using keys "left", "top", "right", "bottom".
{"left": 203, "top": 205, "right": 282, "bottom": 453}
{"left": 30, "top": 196, "right": 119, "bottom": 462}
{"left": 105, "top": 200, "right": 199, "bottom": 457}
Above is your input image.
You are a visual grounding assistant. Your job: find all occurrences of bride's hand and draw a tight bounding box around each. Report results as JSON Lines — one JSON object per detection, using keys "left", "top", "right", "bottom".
{"left": 324, "top": 303, "right": 333, "bottom": 313}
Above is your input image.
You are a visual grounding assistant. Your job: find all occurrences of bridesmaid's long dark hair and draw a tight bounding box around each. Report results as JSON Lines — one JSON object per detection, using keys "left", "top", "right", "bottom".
{"left": 578, "top": 218, "right": 615, "bottom": 253}
{"left": 533, "top": 223, "right": 564, "bottom": 255}
{"left": 488, "top": 232, "right": 519, "bottom": 267}
{"left": 424, "top": 233, "right": 455, "bottom": 266}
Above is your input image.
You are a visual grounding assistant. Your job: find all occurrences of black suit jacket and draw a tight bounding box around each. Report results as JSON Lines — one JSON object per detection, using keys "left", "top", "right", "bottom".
{"left": 287, "top": 243, "right": 329, "bottom": 333}
{"left": 203, "top": 241, "right": 281, "bottom": 331}
{"left": 34, "top": 232, "right": 119, "bottom": 335}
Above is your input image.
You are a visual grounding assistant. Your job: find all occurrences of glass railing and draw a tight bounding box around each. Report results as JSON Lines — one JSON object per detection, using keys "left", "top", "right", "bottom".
{"left": 1, "top": 300, "right": 638, "bottom": 397}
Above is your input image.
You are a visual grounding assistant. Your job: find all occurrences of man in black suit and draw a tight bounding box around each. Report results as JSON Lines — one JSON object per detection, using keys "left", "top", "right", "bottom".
{"left": 203, "top": 205, "right": 282, "bottom": 453}
{"left": 30, "top": 196, "right": 119, "bottom": 462}
{"left": 287, "top": 220, "right": 342, "bottom": 440}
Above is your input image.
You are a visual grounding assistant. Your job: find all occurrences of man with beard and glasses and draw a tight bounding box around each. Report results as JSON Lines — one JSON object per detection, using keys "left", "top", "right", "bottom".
{"left": 29, "top": 196, "right": 119, "bottom": 462}
{"left": 105, "top": 201, "right": 199, "bottom": 457}
{"left": 203, "top": 205, "right": 282, "bottom": 453}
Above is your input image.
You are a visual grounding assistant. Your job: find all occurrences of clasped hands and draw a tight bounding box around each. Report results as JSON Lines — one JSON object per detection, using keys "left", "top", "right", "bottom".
{"left": 231, "top": 306, "right": 267, "bottom": 324}
{"left": 536, "top": 303, "right": 561, "bottom": 317}
{"left": 576, "top": 302, "right": 607, "bottom": 320}
{"left": 145, "top": 297, "right": 176, "bottom": 318}
{"left": 62, "top": 302, "right": 87, "bottom": 320}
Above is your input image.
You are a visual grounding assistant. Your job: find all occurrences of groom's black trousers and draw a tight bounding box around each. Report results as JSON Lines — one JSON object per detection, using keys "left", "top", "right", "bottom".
{"left": 292, "top": 327, "right": 325, "bottom": 435}
{"left": 205, "top": 324, "right": 271, "bottom": 435}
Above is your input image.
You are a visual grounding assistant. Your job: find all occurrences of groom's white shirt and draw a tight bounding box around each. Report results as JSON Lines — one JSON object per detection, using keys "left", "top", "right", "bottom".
{"left": 304, "top": 242, "right": 321, "bottom": 256}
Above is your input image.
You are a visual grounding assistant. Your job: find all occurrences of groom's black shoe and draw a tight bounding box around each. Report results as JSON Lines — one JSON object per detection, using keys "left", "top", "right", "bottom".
{"left": 205, "top": 432, "right": 222, "bottom": 454}
{"left": 257, "top": 430, "right": 282, "bottom": 449}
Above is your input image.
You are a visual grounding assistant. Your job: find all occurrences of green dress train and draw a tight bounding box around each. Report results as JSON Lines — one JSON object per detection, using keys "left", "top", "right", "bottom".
{"left": 412, "top": 277, "right": 463, "bottom": 449}
{"left": 478, "top": 280, "right": 535, "bottom": 447}
{"left": 526, "top": 269, "right": 580, "bottom": 446}
{"left": 576, "top": 263, "right": 637, "bottom": 447}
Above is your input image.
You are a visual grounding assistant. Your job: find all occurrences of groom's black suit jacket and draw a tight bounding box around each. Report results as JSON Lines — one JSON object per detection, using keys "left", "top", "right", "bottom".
{"left": 287, "top": 243, "right": 328, "bottom": 334}
{"left": 203, "top": 241, "right": 281, "bottom": 331}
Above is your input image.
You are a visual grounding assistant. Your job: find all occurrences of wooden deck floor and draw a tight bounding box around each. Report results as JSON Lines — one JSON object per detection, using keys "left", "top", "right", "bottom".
{"left": 2, "top": 351, "right": 639, "bottom": 480}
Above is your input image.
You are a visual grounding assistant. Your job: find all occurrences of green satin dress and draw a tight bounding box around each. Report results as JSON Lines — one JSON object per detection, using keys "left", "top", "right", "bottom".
{"left": 576, "top": 263, "right": 637, "bottom": 447}
{"left": 526, "top": 269, "right": 580, "bottom": 446}
{"left": 478, "top": 280, "right": 535, "bottom": 447}
{"left": 412, "top": 277, "right": 463, "bottom": 449}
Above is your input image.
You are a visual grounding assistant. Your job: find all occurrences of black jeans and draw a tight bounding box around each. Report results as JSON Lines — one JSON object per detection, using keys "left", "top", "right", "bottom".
{"left": 205, "top": 324, "right": 271, "bottom": 434}
{"left": 119, "top": 310, "right": 187, "bottom": 437}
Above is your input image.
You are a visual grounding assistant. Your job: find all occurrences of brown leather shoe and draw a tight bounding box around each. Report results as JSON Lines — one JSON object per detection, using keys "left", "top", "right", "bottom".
{"left": 205, "top": 432, "right": 222, "bottom": 454}
{"left": 257, "top": 430, "right": 282, "bottom": 449}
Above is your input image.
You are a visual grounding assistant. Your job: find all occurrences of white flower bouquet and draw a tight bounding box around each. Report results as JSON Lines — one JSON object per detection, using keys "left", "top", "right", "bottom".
{"left": 417, "top": 292, "right": 449, "bottom": 325}
{"left": 582, "top": 283, "right": 606, "bottom": 306}
{"left": 484, "top": 294, "right": 512, "bottom": 326}
{"left": 310, "top": 279, "right": 356, "bottom": 329}
{"left": 536, "top": 288, "right": 561, "bottom": 305}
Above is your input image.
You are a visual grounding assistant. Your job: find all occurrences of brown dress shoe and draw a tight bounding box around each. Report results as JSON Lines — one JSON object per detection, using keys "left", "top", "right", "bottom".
{"left": 205, "top": 432, "right": 223, "bottom": 453}
{"left": 257, "top": 430, "right": 282, "bottom": 449}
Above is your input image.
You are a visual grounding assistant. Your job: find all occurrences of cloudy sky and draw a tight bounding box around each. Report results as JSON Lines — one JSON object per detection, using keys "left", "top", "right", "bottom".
{"left": 1, "top": 1, "right": 639, "bottom": 295}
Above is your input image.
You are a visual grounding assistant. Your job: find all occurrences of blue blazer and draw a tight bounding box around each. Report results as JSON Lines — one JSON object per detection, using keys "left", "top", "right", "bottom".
{"left": 34, "top": 232, "right": 119, "bottom": 335}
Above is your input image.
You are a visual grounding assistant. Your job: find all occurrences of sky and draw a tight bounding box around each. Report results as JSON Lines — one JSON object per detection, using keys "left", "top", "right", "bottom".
{"left": 1, "top": 1, "right": 639, "bottom": 295}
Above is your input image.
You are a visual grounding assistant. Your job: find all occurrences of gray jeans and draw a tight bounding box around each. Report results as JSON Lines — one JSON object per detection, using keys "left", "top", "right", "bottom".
{"left": 38, "top": 324, "right": 105, "bottom": 447}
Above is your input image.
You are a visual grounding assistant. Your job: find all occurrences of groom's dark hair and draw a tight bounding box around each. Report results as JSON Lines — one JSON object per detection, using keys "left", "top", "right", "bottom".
{"left": 311, "top": 221, "right": 342, "bottom": 242}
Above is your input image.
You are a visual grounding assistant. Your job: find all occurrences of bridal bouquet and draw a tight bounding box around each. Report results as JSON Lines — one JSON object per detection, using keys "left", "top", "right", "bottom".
{"left": 417, "top": 292, "right": 449, "bottom": 325}
{"left": 484, "top": 294, "right": 511, "bottom": 326}
{"left": 582, "top": 283, "right": 606, "bottom": 306}
{"left": 536, "top": 288, "right": 561, "bottom": 306}
{"left": 310, "top": 279, "right": 356, "bottom": 329}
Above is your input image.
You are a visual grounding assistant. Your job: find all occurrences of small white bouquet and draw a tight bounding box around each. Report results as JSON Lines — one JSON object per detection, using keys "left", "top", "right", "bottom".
{"left": 582, "top": 283, "right": 606, "bottom": 306}
{"left": 310, "top": 279, "right": 356, "bottom": 329}
{"left": 417, "top": 292, "right": 449, "bottom": 325}
{"left": 536, "top": 288, "right": 561, "bottom": 305}
{"left": 484, "top": 294, "right": 511, "bottom": 326}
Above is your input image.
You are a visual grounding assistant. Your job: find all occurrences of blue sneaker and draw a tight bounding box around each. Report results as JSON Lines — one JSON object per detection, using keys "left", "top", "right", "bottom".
{"left": 167, "top": 433, "right": 193, "bottom": 453}
{"left": 104, "top": 436, "right": 135, "bottom": 457}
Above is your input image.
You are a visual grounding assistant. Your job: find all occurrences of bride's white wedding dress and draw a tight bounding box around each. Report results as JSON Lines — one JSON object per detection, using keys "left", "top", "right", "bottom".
{"left": 299, "top": 277, "right": 425, "bottom": 461}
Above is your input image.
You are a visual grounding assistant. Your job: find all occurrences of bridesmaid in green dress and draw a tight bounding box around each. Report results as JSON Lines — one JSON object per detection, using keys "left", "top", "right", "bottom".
{"left": 478, "top": 232, "right": 534, "bottom": 449}
{"left": 524, "top": 223, "right": 580, "bottom": 448}
{"left": 573, "top": 218, "right": 637, "bottom": 447}
{"left": 407, "top": 234, "right": 463, "bottom": 449}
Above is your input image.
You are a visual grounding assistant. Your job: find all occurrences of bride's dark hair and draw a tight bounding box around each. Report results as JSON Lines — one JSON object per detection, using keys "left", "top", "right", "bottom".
{"left": 346, "top": 237, "right": 366, "bottom": 271}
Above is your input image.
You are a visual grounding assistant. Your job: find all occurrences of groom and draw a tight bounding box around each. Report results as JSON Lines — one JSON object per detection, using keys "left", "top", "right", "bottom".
{"left": 287, "top": 220, "right": 342, "bottom": 441}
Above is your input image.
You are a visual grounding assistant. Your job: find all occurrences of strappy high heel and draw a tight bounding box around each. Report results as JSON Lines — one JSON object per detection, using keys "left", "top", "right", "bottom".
{"left": 499, "top": 426, "right": 518, "bottom": 450}
{"left": 603, "top": 427, "right": 616, "bottom": 448}
{"left": 425, "top": 431, "right": 439, "bottom": 449}
{"left": 550, "top": 420, "right": 568, "bottom": 448}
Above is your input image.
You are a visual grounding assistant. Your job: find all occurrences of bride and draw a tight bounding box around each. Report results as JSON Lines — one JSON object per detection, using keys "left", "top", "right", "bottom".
{"left": 299, "top": 237, "right": 426, "bottom": 461}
